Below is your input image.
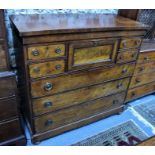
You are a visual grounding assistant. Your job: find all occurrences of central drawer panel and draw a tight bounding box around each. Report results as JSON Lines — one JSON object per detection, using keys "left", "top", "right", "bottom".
{"left": 68, "top": 39, "right": 118, "bottom": 70}
{"left": 31, "top": 63, "right": 134, "bottom": 98}
{"left": 32, "top": 77, "right": 129, "bottom": 116}
{"left": 34, "top": 92, "right": 125, "bottom": 133}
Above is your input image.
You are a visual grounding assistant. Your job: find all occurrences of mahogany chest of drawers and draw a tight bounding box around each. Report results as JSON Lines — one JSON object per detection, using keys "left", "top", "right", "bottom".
{"left": 0, "top": 72, "right": 26, "bottom": 145}
{"left": 126, "top": 41, "right": 155, "bottom": 102}
{"left": 10, "top": 14, "right": 148, "bottom": 143}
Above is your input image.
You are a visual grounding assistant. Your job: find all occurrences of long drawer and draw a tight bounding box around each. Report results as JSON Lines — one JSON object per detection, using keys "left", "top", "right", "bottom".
{"left": 34, "top": 92, "right": 125, "bottom": 133}
{"left": 0, "top": 118, "right": 22, "bottom": 143}
{"left": 134, "top": 61, "right": 155, "bottom": 75}
{"left": 126, "top": 81, "right": 155, "bottom": 102}
{"left": 129, "top": 71, "right": 155, "bottom": 88}
{"left": 32, "top": 78, "right": 129, "bottom": 116}
{"left": 0, "top": 97, "right": 18, "bottom": 121}
{"left": 31, "top": 63, "right": 135, "bottom": 98}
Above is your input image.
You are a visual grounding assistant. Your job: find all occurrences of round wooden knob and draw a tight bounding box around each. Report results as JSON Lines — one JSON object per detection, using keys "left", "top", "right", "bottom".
{"left": 32, "top": 49, "right": 39, "bottom": 56}
{"left": 122, "top": 69, "right": 128, "bottom": 74}
{"left": 44, "top": 101, "right": 53, "bottom": 108}
{"left": 44, "top": 82, "right": 53, "bottom": 91}
{"left": 55, "top": 48, "right": 61, "bottom": 54}
{"left": 55, "top": 64, "right": 62, "bottom": 70}
{"left": 45, "top": 120, "right": 53, "bottom": 126}
{"left": 33, "top": 67, "right": 40, "bottom": 73}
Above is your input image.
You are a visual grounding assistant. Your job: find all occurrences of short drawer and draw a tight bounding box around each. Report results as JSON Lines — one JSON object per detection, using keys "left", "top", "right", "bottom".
{"left": 32, "top": 78, "right": 129, "bottom": 116}
{"left": 134, "top": 61, "right": 155, "bottom": 75}
{"left": 29, "top": 60, "right": 65, "bottom": 78}
{"left": 129, "top": 71, "right": 155, "bottom": 89}
{"left": 0, "top": 42, "right": 7, "bottom": 71}
{"left": 68, "top": 39, "right": 118, "bottom": 70}
{"left": 27, "top": 44, "right": 65, "bottom": 60}
{"left": 0, "top": 97, "right": 18, "bottom": 121}
{"left": 126, "top": 81, "right": 155, "bottom": 102}
{"left": 120, "top": 38, "right": 142, "bottom": 49}
{"left": 0, "top": 75, "right": 16, "bottom": 98}
{"left": 137, "top": 51, "right": 155, "bottom": 63}
{"left": 0, "top": 119, "right": 22, "bottom": 143}
{"left": 34, "top": 92, "right": 125, "bottom": 132}
{"left": 31, "top": 63, "right": 135, "bottom": 98}
{"left": 116, "top": 50, "right": 138, "bottom": 63}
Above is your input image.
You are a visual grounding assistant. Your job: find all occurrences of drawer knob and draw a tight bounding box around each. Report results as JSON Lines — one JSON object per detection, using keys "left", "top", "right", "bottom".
{"left": 44, "top": 101, "right": 53, "bottom": 108}
{"left": 32, "top": 49, "right": 39, "bottom": 56}
{"left": 44, "top": 82, "right": 53, "bottom": 91}
{"left": 136, "top": 40, "right": 141, "bottom": 46}
{"left": 135, "top": 79, "right": 141, "bottom": 83}
{"left": 113, "top": 100, "right": 119, "bottom": 105}
{"left": 122, "top": 42, "right": 127, "bottom": 47}
{"left": 139, "top": 67, "right": 144, "bottom": 72}
{"left": 122, "top": 69, "right": 128, "bottom": 74}
{"left": 131, "top": 92, "right": 136, "bottom": 97}
{"left": 117, "top": 83, "right": 123, "bottom": 89}
{"left": 55, "top": 48, "right": 61, "bottom": 54}
{"left": 144, "top": 56, "right": 149, "bottom": 61}
{"left": 45, "top": 120, "right": 53, "bottom": 126}
{"left": 55, "top": 64, "right": 62, "bottom": 70}
{"left": 33, "top": 67, "right": 40, "bottom": 73}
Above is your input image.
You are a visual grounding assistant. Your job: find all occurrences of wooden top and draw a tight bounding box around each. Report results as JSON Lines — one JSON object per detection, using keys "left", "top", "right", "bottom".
{"left": 10, "top": 14, "right": 148, "bottom": 37}
{"left": 140, "top": 40, "right": 155, "bottom": 52}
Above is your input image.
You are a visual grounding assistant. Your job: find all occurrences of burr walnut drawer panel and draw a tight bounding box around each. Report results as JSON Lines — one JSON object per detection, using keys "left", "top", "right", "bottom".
{"left": 137, "top": 51, "right": 155, "bottom": 63}
{"left": 0, "top": 118, "right": 22, "bottom": 143}
{"left": 29, "top": 60, "right": 65, "bottom": 78}
{"left": 0, "top": 42, "right": 7, "bottom": 71}
{"left": 0, "top": 97, "right": 18, "bottom": 121}
{"left": 34, "top": 92, "right": 125, "bottom": 132}
{"left": 119, "top": 38, "right": 142, "bottom": 49}
{"left": 0, "top": 75, "right": 16, "bottom": 98}
{"left": 116, "top": 50, "right": 138, "bottom": 63}
{"left": 68, "top": 39, "right": 118, "bottom": 70}
{"left": 31, "top": 63, "right": 134, "bottom": 98}
{"left": 32, "top": 78, "right": 129, "bottom": 116}
{"left": 27, "top": 44, "right": 65, "bottom": 60}
{"left": 129, "top": 71, "right": 155, "bottom": 89}
{"left": 126, "top": 81, "right": 155, "bottom": 102}
{"left": 134, "top": 61, "right": 155, "bottom": 75}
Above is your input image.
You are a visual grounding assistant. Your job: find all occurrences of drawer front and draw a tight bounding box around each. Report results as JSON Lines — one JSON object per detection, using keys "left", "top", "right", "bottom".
{"left": 120, "top": 38, "right": 142, "bottom": 49}
{"left": 0, "top": 43, "right": 7, "bottom": 71}
{"left": 32, "top": 78, "right": 129, "bottom": 116}
{"left": 68, "top": 39, "right": 118, "bottom": 70}
{"left": 126, "top": 81, "right": 155, "bottom": 102}
{"left": 129, "top": 71, "right": 155, "bottom": 89}
{"left": 137, "top": 51, "right": 155, "bottom": 63}
{"left": 27, "top": 44, "right": 65, "bottom": 60}
{"left": 0, "top": 97, "right": 18, "bottom": 121}
{"left": 31, "top": 63, "right": 135, "bottom": 98}
{"left": 0, "top": 76, "right": 16, "bottom": 98}
{"left": 34, "top": 92, "right": 125, "bottom": 132}
{"left": 116, "top": 50, "right": 138, "bottom": 63}
{"left": 29, "top": 60, "right": 65, "bottom": 78}
{"left": 0, "top": 119, "right": 21, "bottom": 143}
{"left": 134, "top": 61, "right": 155, "bottom": 75}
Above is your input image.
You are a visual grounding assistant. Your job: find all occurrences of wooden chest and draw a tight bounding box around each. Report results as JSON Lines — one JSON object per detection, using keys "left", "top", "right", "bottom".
{"left": 0, "top": 10, "right": 9, "bottom": 71}
{"left": 10, "top": 14, "right": 148, "bottom": 143}
{"left": 126, "top": 41, "right": 155, "bottom": 102}
{"left": 0, "top": 71, "right": 26, "bottom": 146}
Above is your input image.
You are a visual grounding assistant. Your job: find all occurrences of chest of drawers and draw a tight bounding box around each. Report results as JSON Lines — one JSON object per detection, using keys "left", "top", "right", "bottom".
{"left": 126, "top": 41, "right": 155, "bottom": 102}
{"left": 10, "top": 14, "right": 148, "bottom": 143}
{"left": 0, "top": 72, "right": 26, "bottom": 145}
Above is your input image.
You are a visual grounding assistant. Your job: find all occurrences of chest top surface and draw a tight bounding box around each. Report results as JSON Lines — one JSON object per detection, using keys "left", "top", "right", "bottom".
{"left": 10, "top": 14, "right": 148, "bottom": 37}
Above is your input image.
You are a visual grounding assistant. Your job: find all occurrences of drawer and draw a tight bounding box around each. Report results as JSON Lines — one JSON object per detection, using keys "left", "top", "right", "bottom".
{"left": 31, "top": 63, "right": 135, "bottom": 98}
{"left": 126, "top": 81, "right": 155, "bottom": 102}
{"left": 34, "top": 92, "right": 125, "bottom": 132}
{"left": 134, "top": 61, "right": 155, "bottom": 75}
{"left": 0, "top": 97, "right": 18, "bottom": 121}
{"left": 0, "top": 42, "right": 7, "bottom": 71}
{"left": 129, "top": 71, "right": 155, "bottom": 89}
{"left": 120, "top": 38, "right": 142, "bottom": 49}
{"left": 27, "top": 44, "right": 65, "bottom": 60}
{"left": 137, "top": 51, "right": 155, "bottom": 63}
{"left": 116, "top": 50, "right": 138, "bottom": 63}
{"left": 0, "top": 75, "right": 16, "bottom": 98}
{"left": 68, "top": 39, "right": 118, "bottom": 70}
{"left": 32, "top": 78, "right": 129, "bottom": 116}
{"left": 0, "top": 119, "right": 22, "bottom": 143}
{"left": 29, "top": 60, "right": 65, "bottom": 78}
